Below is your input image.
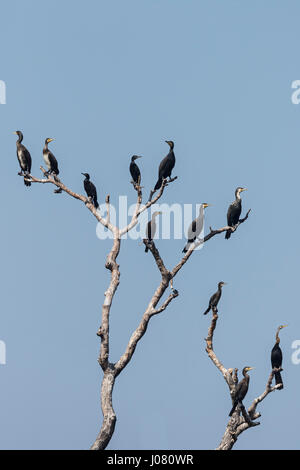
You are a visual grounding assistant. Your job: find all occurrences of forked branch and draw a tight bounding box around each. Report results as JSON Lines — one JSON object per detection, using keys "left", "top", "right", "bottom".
{"left": 204, "top": 306, "right": 284, "bottom": 450}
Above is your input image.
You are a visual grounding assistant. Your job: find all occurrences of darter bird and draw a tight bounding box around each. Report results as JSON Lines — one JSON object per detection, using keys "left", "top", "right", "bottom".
{"left": 271, "top": 325, "right": 287, "bottom": 389}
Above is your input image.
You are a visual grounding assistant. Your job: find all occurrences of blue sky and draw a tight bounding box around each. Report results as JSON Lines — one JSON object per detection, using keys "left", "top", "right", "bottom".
{"left": 1, "top": 0, "right": 300, "bottom": 449}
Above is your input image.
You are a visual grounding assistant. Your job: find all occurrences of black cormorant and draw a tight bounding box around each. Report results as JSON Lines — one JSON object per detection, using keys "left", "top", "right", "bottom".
{"left": 130, "top": 155, "right": 142, "bottom": 186}
{"left": 225, "top": 187, "right": 247, "bottom": 239}
{"left": 203, "top": 281, "right": 226, "bottom": 315}
{"left": 43, "top": 138, "right": 59, "bottom": 175}
{"left": 182, "top": 203, "right": 210, "bottom": 253}
{"left": 82, "top": 173, "right": 99, "bottom": 209}
{"left": 229, "top": 366, "right": 254, "bottom": 416}
{"left": 271, "top": 325, "right": 287, "bottom": 389}
{"left": 154, "top": 141, "right": 175, "bottom": 191}
{"left": 145, "top": 211, "right": 162, "bottom": 252}
{"left": 14, "top": 131, "right": 32, "bottom": 187}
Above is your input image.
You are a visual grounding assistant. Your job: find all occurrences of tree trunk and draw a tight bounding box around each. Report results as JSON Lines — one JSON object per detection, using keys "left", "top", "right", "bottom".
{"left": 91, "top": 365, "right": 116, "bottom": 450}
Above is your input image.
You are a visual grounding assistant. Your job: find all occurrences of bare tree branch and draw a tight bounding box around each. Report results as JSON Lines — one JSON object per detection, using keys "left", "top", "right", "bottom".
{"left": 26, "top": 165, "right": 254, "bottom": 450}
{"left": 248, "top": 368, "right": 284, "bottom": 421}
{"left": 25, "top": 168, "right": 115, "bottom": 231}
{"left": 171, "top": 209, "right": 251, "bottom": 278}
{"left": 97, "top": 234, "right": 121, "bottom": 371}
{"left": 119, "top": 178, "right": 169, "bottom": 236}
{"left": 205, "top": 309, "right": 235, "bottom": 393}
{"left": 114, "top": 240, "right": 173, "bottom": 376}
{"left": 204, "top": 303, "right": 284, "bottom": 450}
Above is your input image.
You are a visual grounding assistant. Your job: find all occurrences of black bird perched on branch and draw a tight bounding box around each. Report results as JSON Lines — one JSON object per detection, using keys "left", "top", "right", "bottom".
{"left": 14, "top": 130, "right": 32, "bottom": 187}
{"left": 130, "top": 155, "right": 142, "bottom": 186}
{"left": 203, "top": 281, "right": 226, "bottom": 315}
{"left": 229, "top": 366, "right": 254, "bottom": 416}
{"left": 182, "top": 203, "right": 210, "bottom": 253}
{"left": 43, "top": 138, "right": 60, "bottom": 176}
{"left": 225, "top": 187, "right": 247, "bottom": 239}
{"left": 145, "top": 211, "right": 162, "bottom": 252}
{"left": 82, "top": 173, "right": 99, "bottom": 209}
{"left": 154, "top": 140, "right": 176, "bottom": 191}
{"left": 271, "top": 325, "right": 287, "bottom": 389}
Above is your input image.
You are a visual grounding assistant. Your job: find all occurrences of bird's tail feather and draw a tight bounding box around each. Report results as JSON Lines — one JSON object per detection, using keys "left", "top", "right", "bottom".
{"left": 182, "top": 242, "right": 190, "bottom": 253}
{"left": 203, "top": 306, "right": 211, "bottom": 315}
{"left": 24, "top": 177, "right": 31, "bottom": 187}
{"left": 274, "top": 371, "right": 283, "bottom": 388}
{"left": 154, "top": 177, "right": 162, "bottom": 191}
{"left": 145, "top": 246, "right": 149, "bottom": 253}
{"left": 225, "top": 230, "right": 231, "bottom": 239}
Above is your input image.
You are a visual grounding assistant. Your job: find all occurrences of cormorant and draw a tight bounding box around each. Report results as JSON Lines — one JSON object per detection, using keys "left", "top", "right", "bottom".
{"left": 271, "top": 325, "right": 287, "bottom": 389}
{"left": 182, "top": 203, "right": 210, "bottom": 253}
{"left": 43, "top": 138, "right": 60, "bottom": 175}
{"left": 130, "top": 155, "right": 142, "bottom": 186}
{"left": 14, "top": 131, "right": 32, "bottom": 187}
{"left": 82, "top": 173, "right": 99, "bottom": 209}
{"left": 225, "top": 187, "right": 247, "bottom": 239}
{"left": 154, "top": 141, "right": 175, "bottom": 191}
{"left": 229, "top": 366, "right": 254, "bottom": 416}
{"left": 203, "top": 281, "right": 226, "bottom": 315}
{"left": 145, "top": 211, "right": 162, "bottom": 252}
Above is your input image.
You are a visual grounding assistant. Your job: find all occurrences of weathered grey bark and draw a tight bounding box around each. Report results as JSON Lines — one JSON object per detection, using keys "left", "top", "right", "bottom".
{"left": 26, "top": 168, "right": 253, "bottom": 450}
{"left": 205, "top": 308, "right": 284, "bottom": 450}
{"left": 90, "top": 365, "right": 117, "bottom": 450}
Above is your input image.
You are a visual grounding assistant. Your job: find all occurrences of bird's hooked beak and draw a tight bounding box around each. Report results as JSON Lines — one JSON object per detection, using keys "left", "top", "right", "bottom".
{"left": 136, "top": 155, "right": 142, "bottom": 159}
{"left": 281, "top": 325, "right": 288, "bottom": 328}
{"left": 247, "top": 367, "right": 254, "bottom": 371}
{"left": 47, "top": 138, "right": 54, "bottom": 143}
{"left": 240, "top": 188, "right": 247, "bottom": 192}
{"left": 203, "top": 203, "right": 212, "bottom": 208}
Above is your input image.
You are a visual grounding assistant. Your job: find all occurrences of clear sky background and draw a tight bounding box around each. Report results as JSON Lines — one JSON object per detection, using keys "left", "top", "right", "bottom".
{"left": 1, "top": 0, "right": 299, "bottom": 450}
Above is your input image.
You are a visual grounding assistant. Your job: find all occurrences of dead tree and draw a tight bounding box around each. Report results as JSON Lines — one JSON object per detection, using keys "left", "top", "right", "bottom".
{"left": 205, "top": 307, "right": 284, "bottom": 450}
{"left": 23, "top": 167, "right": 250, "bottom": 449}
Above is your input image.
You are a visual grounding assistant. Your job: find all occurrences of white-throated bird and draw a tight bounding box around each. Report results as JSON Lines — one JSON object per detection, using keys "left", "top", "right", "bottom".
{"left": 225, "top": 187, "right": 247, "bottom": 239}
{"left": 183, "top": 203, "right": 210, "bottom": 253}
{"left": 43, "top": 138, "right": 60, "bottom": 176}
